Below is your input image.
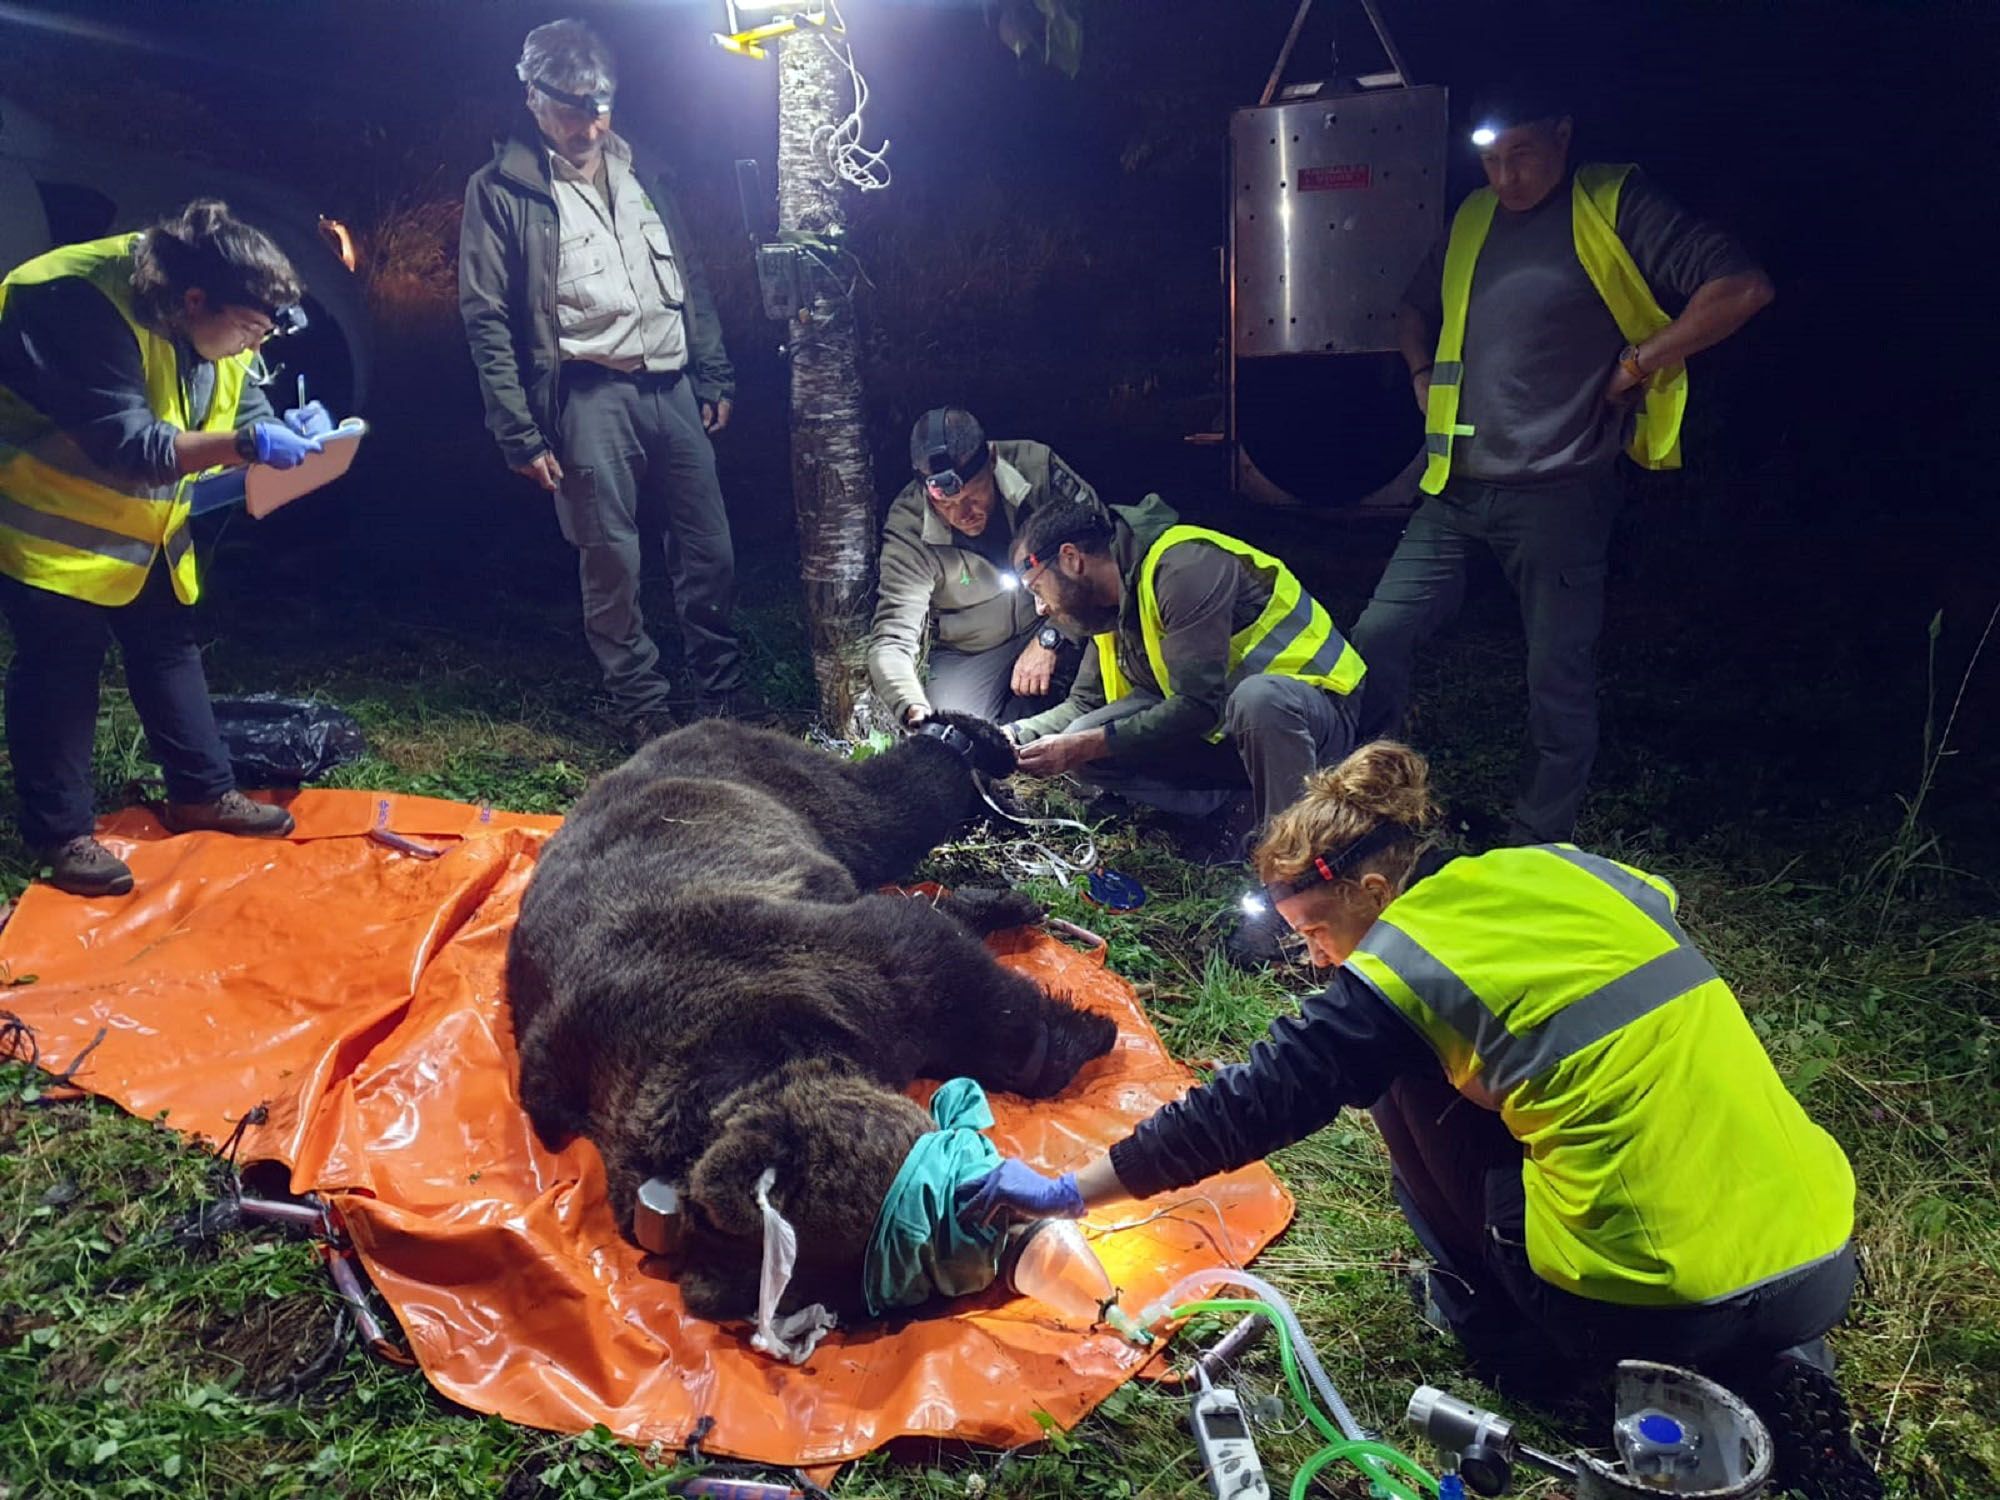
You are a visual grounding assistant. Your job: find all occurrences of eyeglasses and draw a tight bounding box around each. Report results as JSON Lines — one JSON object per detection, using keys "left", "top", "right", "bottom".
{"left": 1015, "top": 537, "right": 1086, "bottom": 593}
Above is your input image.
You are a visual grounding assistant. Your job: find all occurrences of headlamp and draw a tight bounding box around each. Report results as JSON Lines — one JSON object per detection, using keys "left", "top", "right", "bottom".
{"left": 534, "top": 76, "right": 615, "bottom": 119}
{"left": 916, "top": 406, "right": 989, "bottom": 499}
{"left": 1470, "top": 125, "right": 1498, "bottom": 147}
{"left": 920, "top": 442, "right": 990, "bottom": 499}
{"left": 1252, "top": 822, "right": 1419, "bottom": 909}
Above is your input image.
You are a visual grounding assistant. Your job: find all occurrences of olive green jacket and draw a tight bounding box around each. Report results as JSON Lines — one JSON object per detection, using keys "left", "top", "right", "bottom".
{"left": 866, "top": 440, "right": 1097, "bottom": 723}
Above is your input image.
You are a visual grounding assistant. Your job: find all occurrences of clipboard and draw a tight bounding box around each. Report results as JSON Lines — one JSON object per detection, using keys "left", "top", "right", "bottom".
{"left": 244, "top": 418, "right": 368, "bottom": 518}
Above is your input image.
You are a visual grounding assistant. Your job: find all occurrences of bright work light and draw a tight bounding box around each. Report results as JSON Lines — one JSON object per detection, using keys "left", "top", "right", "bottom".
{"left": 713, "top": 0, "right": 828, "bottom": 60}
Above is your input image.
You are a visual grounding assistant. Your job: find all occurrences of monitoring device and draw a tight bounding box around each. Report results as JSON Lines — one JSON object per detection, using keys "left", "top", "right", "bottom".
{"left": 1190, "top": 1384, "right": 1270, "bottom": 1499}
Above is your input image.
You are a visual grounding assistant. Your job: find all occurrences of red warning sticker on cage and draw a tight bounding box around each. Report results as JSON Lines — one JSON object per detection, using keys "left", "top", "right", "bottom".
{"left": 1299, "top": 164, "right": 1372, "bottom": 191}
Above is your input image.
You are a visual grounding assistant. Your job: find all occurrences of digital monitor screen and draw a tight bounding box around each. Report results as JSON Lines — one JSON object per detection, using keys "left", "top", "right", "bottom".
{"left": 1202, "top": 1407, "right": 1250, "bottom": 1442}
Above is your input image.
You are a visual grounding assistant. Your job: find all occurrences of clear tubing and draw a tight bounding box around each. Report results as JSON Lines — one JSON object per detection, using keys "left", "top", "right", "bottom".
{"left": 1141, "top": 1268, "right": 1366, "bottom": 1442}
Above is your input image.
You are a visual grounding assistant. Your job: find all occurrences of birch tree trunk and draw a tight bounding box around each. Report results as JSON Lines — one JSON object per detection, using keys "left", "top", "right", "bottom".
{"left": 776, "top": 31, "right": 882, "bottom": 735}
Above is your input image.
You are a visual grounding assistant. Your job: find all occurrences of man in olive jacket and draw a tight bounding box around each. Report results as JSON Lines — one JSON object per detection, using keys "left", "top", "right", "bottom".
{"left": 459, "top": 19, "right": 755, "bottom": 738}
{"left": 867, "top": 408, "right": 1091, "bottom": 727}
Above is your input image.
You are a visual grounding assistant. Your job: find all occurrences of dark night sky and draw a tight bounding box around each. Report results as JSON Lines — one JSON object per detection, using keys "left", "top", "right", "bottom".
{"left": 2, "top": 1, "right": 1992, "bottom": 534}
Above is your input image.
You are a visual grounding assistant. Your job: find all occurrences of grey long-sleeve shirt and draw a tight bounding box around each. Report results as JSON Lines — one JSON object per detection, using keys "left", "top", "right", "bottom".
{"left": 1404, "top": 166, "right": 1758, "bottom": 486}
{"left": 0, "top": 275, "right": 273, "bottom": 493}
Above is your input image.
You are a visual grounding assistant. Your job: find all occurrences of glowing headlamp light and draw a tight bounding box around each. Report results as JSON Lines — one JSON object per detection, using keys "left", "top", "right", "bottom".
{"left": 1242, "top": 823, "right": 1421, "bottom": 916}
{"left": 1470, "top": 125, "right": 1498, "bottom": 147}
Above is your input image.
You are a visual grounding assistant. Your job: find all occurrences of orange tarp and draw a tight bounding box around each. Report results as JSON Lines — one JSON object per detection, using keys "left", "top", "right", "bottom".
{"left": 0, "top": 790, "right": 1295, "bottom": 1466}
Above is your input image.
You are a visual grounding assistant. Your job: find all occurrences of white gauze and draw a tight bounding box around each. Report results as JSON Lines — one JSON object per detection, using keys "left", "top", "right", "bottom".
{"left": 748, "top": 1167, "right": 838, "bottom": 1364}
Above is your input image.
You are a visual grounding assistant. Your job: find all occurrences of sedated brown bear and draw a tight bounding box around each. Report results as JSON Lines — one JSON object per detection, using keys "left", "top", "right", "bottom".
{"left": 505, "top": 711, "right": 1118, "bottom": 1322}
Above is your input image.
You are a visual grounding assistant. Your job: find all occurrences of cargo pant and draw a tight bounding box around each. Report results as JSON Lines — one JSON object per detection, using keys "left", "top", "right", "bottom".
{"left": 1373, "top": 1066, "right": 1855, "bottom": 1380}
{"left": 1063, "top": 674, "right": 1360, "bottom": 829}
{"left": 553, "top": 363, "right": 743, "bottom": 722}
{"left": 926, "top": 626, "right": 1079, "bottom": 725}
{"left": 1351, "top": 475, "right": 1621, "bottom": 843}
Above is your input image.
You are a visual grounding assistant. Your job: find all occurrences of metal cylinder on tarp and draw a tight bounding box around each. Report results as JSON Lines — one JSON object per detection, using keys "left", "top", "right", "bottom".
{"left": 1229, "top": 84, "right": 1448, "bottom": 504}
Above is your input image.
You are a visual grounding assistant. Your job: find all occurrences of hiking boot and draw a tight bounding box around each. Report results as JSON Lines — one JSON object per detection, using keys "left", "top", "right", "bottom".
{"left": 40, "top": 835, "right": 135, "bottom": 897}
{"left": 1741, "top": 1354, "right": 1883, "bottom": 1500}
{"left": 162, "top": 789, "right": 295, "bottom": 838}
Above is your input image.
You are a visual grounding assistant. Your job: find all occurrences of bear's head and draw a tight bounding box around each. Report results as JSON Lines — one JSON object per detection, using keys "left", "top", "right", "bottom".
{"left": 676, "top": 1060, "right": 933, "bottom": 1321}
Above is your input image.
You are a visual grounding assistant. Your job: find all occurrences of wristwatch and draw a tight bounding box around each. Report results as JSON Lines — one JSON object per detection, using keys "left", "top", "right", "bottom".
{"left": 1036, "top": 624, "right": 1063, "bottom": 651}
{"left": 1618, "top": 343, "right": 1649, "bottom": 382}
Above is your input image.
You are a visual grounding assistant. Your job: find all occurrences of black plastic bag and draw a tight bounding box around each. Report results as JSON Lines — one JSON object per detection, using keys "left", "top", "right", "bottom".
{"left": 205, "top": 695, "right": 369, "bottom": 787}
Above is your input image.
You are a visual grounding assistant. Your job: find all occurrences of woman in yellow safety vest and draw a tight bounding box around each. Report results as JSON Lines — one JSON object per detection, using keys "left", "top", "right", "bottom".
{"left": 965, "top": 741, "right": 1877, "bottom": 1498}
{"left": 0, "top": 199, "right": 330, "bottom": 897}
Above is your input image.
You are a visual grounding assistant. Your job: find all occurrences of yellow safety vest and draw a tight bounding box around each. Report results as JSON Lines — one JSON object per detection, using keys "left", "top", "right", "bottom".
{"left": 1346, "top": 845, "right": 1854, "bottom": 1307}
{"left": 1096, "top": 524, "right": 1366, "bottom": 742}
{"left": 1420, "top": 163, "right": 1689, "bottom": 496}
{"left": 0, "top": 233, "right": 252, "bottom": 605}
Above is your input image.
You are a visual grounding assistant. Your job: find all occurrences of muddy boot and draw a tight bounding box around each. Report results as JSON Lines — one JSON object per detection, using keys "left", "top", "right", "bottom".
{"left": 162, "top": 789, "right": 296, "bottom": 838}
{"left": 41, "top": 835, "right": 135, "bottom": 897}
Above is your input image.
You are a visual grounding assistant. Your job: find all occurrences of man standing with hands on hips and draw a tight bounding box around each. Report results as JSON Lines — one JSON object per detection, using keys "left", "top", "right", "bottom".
{"left": 1351, "top": 83, "right": 1774, "bottom": 845}
{"left": 460, "top": 18, "right": 759, "bottom": 744}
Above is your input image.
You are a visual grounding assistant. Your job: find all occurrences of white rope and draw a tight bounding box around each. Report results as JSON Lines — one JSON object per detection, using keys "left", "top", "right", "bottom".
{"left": 813, "top": 4, "right": 891, "bottom": 192}
{"left": 974, "top": 780, "right": 1099, "bottom": 889}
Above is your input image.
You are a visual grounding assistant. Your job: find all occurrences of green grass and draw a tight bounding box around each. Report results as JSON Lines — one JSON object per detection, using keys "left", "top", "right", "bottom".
{"left": 0, "top": 554, "right": 1995, "bottom": 1499}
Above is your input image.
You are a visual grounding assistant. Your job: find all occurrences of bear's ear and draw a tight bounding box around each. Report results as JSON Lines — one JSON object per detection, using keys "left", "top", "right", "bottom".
{"left": 686, "top": 1098, "right": 797, "bottom": 1239}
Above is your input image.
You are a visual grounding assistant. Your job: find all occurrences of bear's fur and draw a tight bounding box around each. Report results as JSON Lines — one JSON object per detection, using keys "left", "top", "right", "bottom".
{"left": 505, "top": 711, "right": 1118, "bottom": 1321}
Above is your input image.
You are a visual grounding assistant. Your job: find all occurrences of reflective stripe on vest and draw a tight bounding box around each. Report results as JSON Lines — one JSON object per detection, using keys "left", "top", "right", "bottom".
{"left": 1345, "top": 845, "right": 1855, "bottom": 1306}
{"left": 1420, "top": 164, "right": 1688, "bottom": 496}
{"left": 1093, "top": 524, "right": 1364, "bottom": 741}
{"left": 0, "top": 233, "right": 250, "bottom": 606}
{"left": 1354, "top": 849, "right": 1717, "bottom": 1106}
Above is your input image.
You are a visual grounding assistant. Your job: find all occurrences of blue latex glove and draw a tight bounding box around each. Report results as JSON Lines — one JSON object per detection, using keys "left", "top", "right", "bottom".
{"left": 958, "top": 1159, "right": 1085, "bottom": 1227}
{"left": 282, "top": 401, "right": 335, "bottom": 439}
{"left": 244, "top": 420, "right": 324, "bottom": 470}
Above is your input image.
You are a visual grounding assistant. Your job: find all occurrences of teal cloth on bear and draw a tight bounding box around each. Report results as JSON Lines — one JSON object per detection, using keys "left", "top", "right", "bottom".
{"left": 862, "top": 1077, "right": 1007, "bottom": 1317}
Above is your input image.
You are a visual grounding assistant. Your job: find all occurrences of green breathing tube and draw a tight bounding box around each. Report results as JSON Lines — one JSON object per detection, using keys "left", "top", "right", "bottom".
{"left": 1168, "top": 1298, "right": 1438, "bottom": 1500}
